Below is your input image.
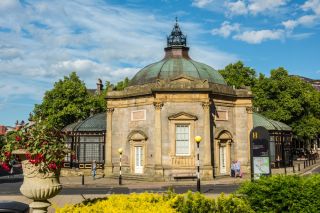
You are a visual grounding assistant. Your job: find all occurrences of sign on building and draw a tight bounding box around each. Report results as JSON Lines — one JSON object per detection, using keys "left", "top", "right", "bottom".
{"left": 250, "top": 126, "right": 271, "bottom": 180}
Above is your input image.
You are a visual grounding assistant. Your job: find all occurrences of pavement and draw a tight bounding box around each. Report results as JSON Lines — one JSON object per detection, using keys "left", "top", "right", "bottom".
{"left": 1, "top": 160, "right": 319, "bottom": 213}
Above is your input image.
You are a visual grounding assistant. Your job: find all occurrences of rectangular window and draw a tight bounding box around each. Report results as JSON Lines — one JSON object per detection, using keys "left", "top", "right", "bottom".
{"left": 175, "top": 124, "right": 190, "bottom": 155}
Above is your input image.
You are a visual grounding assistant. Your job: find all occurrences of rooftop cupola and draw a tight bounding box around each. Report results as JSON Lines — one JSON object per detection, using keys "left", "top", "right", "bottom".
{"left": 129, "top": 19, "right": 227, "bottom": 86}
{"left": 165, "top": 18, "right": 190, "bottom": 59}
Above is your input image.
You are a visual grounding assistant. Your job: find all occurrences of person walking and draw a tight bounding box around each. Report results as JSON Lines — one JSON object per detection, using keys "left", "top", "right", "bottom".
{"left": 91, "top": 160, "right": 97, "bottom": 180}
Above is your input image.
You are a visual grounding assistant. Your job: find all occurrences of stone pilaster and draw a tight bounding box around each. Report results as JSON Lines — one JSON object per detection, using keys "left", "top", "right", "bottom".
{"left": 153, "top": 102, "right": 163, "bottom": 174}
{"left": 246, "top": 106, "right": 254, "bottom": 173}
{"left": 105, "top": 108, "right": 114, "bottom": 175}
{"left": 202, "top": 101, "right": 211, "bottom": 167}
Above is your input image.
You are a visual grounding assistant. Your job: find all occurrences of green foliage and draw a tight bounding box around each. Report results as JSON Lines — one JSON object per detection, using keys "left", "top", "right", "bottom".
{"left": 252, "top": 68, "right": 320, "bottom": 139}
{"left": 170, "top": 191, "right": 216, "bottom": 213}
{"left": 171, "top": 191, "right": 252, "bottom": 213}
{"left": 236, "top": 174, "right": 320, "bottom": 212}
{"left": 219, "top": 61, "right": 257, "bottom": 89}
{"left": 33, "top": 72, "right": 105, "bottom": 130}
{"left": 0, "top": 135, "right": 5, "bottom": 149}
{"left": 115, "top": 77, "right": 130, "bottom": 90}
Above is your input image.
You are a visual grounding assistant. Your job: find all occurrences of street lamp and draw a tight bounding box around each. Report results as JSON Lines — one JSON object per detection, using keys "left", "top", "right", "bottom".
{"left": 118, "top": 148, "right": 123, "bottom": 185}
{"left": 195, "top": 136, "right": 202, "bottom": 192}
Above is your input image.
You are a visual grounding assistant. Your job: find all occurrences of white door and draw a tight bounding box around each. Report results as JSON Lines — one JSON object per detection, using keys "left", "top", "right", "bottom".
{"left": 220, "top": 146, "right": 227, "bottom": 174}
{"left": 135, "top": 146, "right": 143, "bottom": 174}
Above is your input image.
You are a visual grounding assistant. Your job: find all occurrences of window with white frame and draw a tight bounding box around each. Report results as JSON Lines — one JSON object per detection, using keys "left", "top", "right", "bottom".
{"left": 175, "top": 124, "right": 190, "bottom": 155}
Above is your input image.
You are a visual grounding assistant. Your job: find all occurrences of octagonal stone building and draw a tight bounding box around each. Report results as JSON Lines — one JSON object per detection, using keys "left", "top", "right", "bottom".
{"left": 104, "top": 22, "right": 253, "bottom": 180}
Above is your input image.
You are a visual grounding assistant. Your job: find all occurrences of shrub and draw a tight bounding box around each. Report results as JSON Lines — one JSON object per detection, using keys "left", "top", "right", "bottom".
{"left": 170, "top": 192, "right": 253, "bottom": 213}
{"left": 56, "top": 191, "right": 253, "bottom": 213}
{"left": 56, "top": 193, "right": 176, "bottom": 213}
{"left": 236, "top": 174, "right": 320, "bottom": 212}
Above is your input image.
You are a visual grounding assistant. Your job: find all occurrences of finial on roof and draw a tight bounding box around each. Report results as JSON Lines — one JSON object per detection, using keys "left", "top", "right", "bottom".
{"left": 167, "top": 18, "right": 187, "bottom": 47}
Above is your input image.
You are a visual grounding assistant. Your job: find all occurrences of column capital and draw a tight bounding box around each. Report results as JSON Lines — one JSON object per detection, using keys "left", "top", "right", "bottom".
{"left": 153, "top": 102, "right": 164, "bottom": 110}
{"left": 246, "top": 106, "right": 254, "bottom": 113}
{"left": 202, "top": 101, "right": 211, "bottom": 109}
{"left": 106, "top": 108, "right": 114, "bottom": 113}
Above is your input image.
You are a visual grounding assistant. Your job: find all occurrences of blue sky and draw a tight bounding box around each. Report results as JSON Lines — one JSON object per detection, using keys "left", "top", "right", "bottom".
{"left": 1, "top": 0, "right": 320, "bottom": 126}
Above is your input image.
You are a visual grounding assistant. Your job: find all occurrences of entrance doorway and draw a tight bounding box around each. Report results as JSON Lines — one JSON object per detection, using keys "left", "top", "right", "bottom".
{"left": 135, "top": 146, "right": 143, "bottom": 174}
{"left": 219, "top": 145, "right": 227, "bottom": 174}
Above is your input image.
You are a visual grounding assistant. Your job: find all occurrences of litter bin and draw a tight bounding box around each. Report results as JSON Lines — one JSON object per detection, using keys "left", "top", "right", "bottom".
{"left": 0, "top": 200, "right": 29, "bottom": 213}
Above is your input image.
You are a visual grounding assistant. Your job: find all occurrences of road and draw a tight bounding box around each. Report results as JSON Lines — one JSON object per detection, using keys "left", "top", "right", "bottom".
{"left": 0, "top": 177, "right": 239, "bottom": 195}
{"left": 1, "top": 164, "right": 319, "bottom": 196}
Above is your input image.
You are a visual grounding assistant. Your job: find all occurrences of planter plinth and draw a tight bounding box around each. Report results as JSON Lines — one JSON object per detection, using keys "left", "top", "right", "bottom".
{"left": 12, "top": 150, "right": 62, "bottom": 213}
{"left": 29, "top": 201, "right": 51, "bottom": 213}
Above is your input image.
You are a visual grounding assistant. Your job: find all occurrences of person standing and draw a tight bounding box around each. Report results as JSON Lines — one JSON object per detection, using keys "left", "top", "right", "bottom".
{"left": 235, "top": 160, "right": 241, "bottom": 178}
{"left": 91, "top": 160, "right": 97, "bottom": 180}
{"left": 230, "top": 161, "right": 235, "bottom": 177}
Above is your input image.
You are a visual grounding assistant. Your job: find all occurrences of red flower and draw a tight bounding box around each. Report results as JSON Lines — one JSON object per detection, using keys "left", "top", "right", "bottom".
{"left": 25, "top": 153, "right": 31, "bottom": 160}
{"left": 48, "top": 162, "right": 57, "bottom": 170}
{"left": 15, "top": 136, "right": 22, "bottom": 141}
{"left": 36, "top": 154, "right": 44, "bottom": 161}
{"left": 1, "top": 162, "right": 10, "bottom": 172}
{"left": 4, "top": 151, "right": 11, "bottom": 158}
{"left": 29, "top": 159, "right": 37, "bottom": 164}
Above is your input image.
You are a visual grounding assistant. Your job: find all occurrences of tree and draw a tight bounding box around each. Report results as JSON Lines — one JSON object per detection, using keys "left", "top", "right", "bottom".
{"left": 253, "top": 67, "right": 320, "bottom": 140}
{"left": 219, "top": 61, "right": 257, "bottom": 89}
{"left": 33, "top": 72, "right": 105, "bottom": 130}
{"left": 0, "top": 135, "right": 5, "bottom": 149}
{"left": 115, "top": 77, "right": 130, "bottom": 90}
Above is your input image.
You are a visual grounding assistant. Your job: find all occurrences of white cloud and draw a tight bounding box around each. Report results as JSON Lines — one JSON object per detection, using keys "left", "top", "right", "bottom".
{"left": 192, "top": 0, "right": 214, "bottom": 8}
{"left": 233, "top": 29, "right": 284, "bottom": 44}
{"left": 302, "top": 0, "right": 320, "bottom": 15}
{"left": 226, "top": 1, "right": 248, "bottom": 16}
{"left": 248, "top": 0, "right": 288, "bottom": 15}
{"left": 212, "top": 21, "right": 240, "bottom": 37}
{"left": 0, "top": 0, "right": 20, "bottom": 11}
{"left": 282, "top": 15, "right": 318, "bottom": 30}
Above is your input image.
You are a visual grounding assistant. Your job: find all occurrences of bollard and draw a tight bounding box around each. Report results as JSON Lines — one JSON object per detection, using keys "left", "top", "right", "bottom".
{"left": 293, "top": 164, "right": 295, "bottom": 173}
{"left": 298, "top": 163, "right": 300, "bottom": 171}
{"left": 284, "top": 166, "right": 287, "bottom": 175}
{"left": 82, "top": 174, "right": 84, "bottom": 185}
{"left": 304, "top": 161, "right": 306, "bottom": 168}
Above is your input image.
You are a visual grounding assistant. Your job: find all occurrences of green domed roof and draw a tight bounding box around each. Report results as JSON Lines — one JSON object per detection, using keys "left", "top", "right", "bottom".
{"left": 130, "top": 57, "right": 227, "bottom": 86}
{"left": 129, "top": 20, "right": 227, "bottom": 86}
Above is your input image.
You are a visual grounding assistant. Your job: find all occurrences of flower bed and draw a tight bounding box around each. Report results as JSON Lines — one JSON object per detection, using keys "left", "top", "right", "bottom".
{"left": 56, "top": 192, "right": 253, "bottom": 213}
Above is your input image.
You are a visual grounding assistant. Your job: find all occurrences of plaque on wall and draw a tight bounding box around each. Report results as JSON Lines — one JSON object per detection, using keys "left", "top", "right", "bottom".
{"left": 131, "top": 110, "right": 146, "bottom": 121}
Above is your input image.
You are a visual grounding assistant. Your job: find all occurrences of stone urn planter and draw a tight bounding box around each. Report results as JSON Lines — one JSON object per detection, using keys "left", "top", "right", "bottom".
{"left": 13, "top": 150, "right": 62, "bottom": 213}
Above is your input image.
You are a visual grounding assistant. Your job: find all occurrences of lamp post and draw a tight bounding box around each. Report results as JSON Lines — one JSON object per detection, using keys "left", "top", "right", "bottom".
{"left": 118, "top": 148, "right": 123, "bottom": 185}
{"left": 195, "top": 136, "right": 202, "bottom": 192}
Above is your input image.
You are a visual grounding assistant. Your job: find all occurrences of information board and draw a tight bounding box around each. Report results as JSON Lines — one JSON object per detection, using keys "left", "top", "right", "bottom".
{"left": 250, "top": 126, "right": 271, "bottom": 179}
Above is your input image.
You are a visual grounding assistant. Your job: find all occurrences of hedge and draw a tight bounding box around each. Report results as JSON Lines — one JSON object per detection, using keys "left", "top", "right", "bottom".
{"left": 236, "top": 174, "right": 320, "bottom": 212}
